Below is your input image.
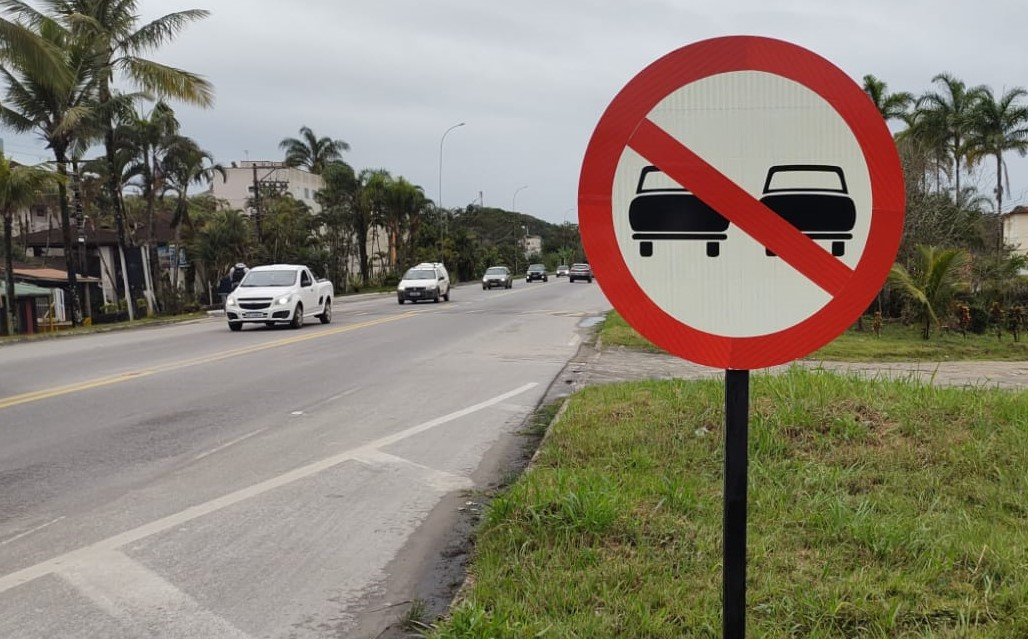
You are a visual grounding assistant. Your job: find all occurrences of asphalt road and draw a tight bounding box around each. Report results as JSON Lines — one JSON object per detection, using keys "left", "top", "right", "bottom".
{"left": 0, "top": 276, "right": 611, "bottom": 638}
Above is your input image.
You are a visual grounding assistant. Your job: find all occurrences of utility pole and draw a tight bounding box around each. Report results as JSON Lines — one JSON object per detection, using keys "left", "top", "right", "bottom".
{"left": 252, "top": 163, "right": 263, "bottom": 244}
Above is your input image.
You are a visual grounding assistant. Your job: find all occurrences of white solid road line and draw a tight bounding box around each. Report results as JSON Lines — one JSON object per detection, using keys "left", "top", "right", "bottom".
{"left": 0, "top": 382, "right": 538, "bottom": 595}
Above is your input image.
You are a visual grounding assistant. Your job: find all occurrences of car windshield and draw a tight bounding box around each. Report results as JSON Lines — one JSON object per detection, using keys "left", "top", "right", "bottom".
{"left": 403, "top": 269, "right": 436, "bottom": 280}
{"left": 529, "top": 264, "right": 544, "bottom": 271}
{"left": 572, "top": 264, "right": 589, "bottom": 270}
{"left": 485, "top": 267, "right": 507, "bottom": 275}
{"left": 240, "top": 270, "right": 297, "bottom": 287}
{"left": 557, "top": 265, "right": 568, "bottom": 269}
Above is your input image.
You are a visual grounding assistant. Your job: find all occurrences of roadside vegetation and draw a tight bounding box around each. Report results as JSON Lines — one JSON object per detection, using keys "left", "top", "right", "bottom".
{"left": 423, "top": 367, "right": 1028, "bottom": 638}
{"left": 599, "top": 311, "right": 1028, "bottom": 362}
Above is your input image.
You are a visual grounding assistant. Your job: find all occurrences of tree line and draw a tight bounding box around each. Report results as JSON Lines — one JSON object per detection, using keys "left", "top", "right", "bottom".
{"left": 2, "top": 5, "right": 1024, "bottom": 338}
{"left": 862, "top": 73, "right": 1028, "bottom": 338}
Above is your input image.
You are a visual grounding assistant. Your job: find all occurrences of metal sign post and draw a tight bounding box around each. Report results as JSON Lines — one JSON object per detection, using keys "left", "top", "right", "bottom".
{"left": 723, "top": 369, "right": 749, "bottom": 639}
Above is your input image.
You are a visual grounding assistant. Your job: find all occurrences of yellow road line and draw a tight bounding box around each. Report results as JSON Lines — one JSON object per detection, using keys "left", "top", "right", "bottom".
{"left": 0, "top": 313, "right": 415, "bottom": 410}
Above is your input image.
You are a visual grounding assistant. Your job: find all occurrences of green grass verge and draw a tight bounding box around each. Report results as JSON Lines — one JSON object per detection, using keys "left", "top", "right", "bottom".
{"left": 598, "top": 311, "right": 1028, "bottom": 362}
{"left": 425, "top": 368, "right": 1028, "bottom": 638}
{"left": 810, "top": 323, "right": 1028, "bottom": 362}
{"left": 597, "top": 311, "right": 665, "bottom": 353}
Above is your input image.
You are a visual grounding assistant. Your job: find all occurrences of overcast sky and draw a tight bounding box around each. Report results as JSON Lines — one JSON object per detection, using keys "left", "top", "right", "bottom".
{"left": 3, "top": 0, "right": 1028, "bottom": 225}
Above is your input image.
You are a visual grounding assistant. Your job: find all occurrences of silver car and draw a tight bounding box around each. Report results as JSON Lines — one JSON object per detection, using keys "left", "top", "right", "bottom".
{"left": 482, "top": 266, "right": 512, "bottom": 289}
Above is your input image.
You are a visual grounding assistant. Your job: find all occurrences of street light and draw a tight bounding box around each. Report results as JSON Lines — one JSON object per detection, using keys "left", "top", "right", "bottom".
{"left": 438, "top": 122, "right": 465, "bottom": 211}
{"left": 512, "top": 185, "right": 528, "bottom": 274}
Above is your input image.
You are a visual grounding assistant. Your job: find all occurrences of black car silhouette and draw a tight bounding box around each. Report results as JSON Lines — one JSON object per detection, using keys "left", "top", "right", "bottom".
{"left": 628, "top": 166, "right": 729, "bottom": 258}
{"left": 759, "top": 165, "right": 856, "bottom": 257}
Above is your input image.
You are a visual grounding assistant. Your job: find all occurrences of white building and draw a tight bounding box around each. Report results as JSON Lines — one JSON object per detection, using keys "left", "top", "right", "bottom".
{"left": 523, "top": 234, "right": 542, "bottom": 258}
{"left": 211, "top": 161, "right": 323, "bottom": 213}
{"left": 1004, "top": 206, "right": 1028, "bottom": 274}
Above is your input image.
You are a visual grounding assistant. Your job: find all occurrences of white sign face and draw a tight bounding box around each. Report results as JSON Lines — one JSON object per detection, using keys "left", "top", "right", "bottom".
{"left": 611, "top": 71, "right": 872, "bottom": 337}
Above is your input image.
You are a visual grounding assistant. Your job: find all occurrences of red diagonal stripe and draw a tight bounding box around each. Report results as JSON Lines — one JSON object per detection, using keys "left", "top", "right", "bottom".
{"left": 627, "top": 118, "right": 854, "bottom": 296}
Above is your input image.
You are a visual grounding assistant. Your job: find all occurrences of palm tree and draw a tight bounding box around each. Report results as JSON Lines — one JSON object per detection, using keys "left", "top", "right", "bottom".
{"left": 189, "top": 209, "right": 250, "bottom": 304}
{"left": 0, "top": 155, "right": 60, "bottom": 334}
{"left": 965, "top": 86, "right": 1028, "bottom": 245}
{"left": 0, "top": 11, "right": 70, "bottom": 88}
{"left": 0, "top": 16, "right": 100, "bottom": 326}
{"left": 916, "top": 73, "right": 988, "bottom": 200}
{"left": 888, "top": 244, "right": 968, "bottom": 339}
{"left": 280, "top": 126, "right": 349, "bottom": 175}
{"left": 5, "top": 0, "right": 214, "bottom": 316}
{"left": 383, "top": 176, "right": 428, "bottom": 269}
{"left": 862, "top": 74, "right": 913, "bottom": 123}
{"left": 161, "top": 137, "right": 225, "bottom": 295}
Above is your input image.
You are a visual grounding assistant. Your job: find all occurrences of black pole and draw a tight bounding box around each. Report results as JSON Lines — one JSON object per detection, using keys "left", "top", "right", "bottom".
{"left": 723, "top": 368, "right": 749, "bottom": 639}
{"left": 252, "top": 164, "right": 262, "bottom": 244}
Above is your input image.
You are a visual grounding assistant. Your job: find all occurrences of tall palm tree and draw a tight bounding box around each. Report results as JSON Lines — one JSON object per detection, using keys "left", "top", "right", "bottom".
{"left": 862, "top": 74, "right": 913, "bottom": 123}
{"left": 0, "top": 16, "right": 100, "bottom": 326}
{"left": 888, "top": 244, "right": 967, "bottom": 339}
{"left": 0, "top": 155, "right": 60, "bottom": 334}
{"left": 965, "top": 86, "right": 1028, "bottom": 242}
{"left": 916, "top": 73, "right": 987, "bottom": 200}
{"left": 119, "top": 101, "right": 182, "bottom": 246}
{"left": 5, "top": 0, "right": 214, "bottom": 316}
{"left": 382, "top": 176, "right": 427, "bottom": 269}
{"left": 280, "top": 126, "right": 349, "bottom": 175}
{"left": 161, "top": 138, "right": 224, "bottom": 293}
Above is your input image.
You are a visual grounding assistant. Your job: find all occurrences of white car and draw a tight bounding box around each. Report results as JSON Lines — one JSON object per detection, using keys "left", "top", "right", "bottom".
{"left": 397, "top": 262, "right": 451, "bottom": 304}
{"left": 225, "top": 264, "right": 333, "bottom": 330}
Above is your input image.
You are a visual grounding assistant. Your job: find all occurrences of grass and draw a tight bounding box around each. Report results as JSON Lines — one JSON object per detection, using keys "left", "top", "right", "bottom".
{"left": 597, "top": 311, "right": 665, "bottom": 353}
{"left": 598, "top": 311, "right": 1028, "bottom": 362}
{"left": 424, "top": 368, "right": 1028, "bottom": 638}
{"left": 810, "top": 323, "right": 1028, "bottom": 362}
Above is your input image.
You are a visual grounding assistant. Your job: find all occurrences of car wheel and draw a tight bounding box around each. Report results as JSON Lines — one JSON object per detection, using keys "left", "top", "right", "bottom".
{"left": 587, "top": 277, "right": 593, "bottom": 283}
{"left": 544, "top": 276, "right": 548, "bottom": 282}
{"left": 319, "top": 301, "right": 332, "bottom": 324}
{"left": 483, "top": 284, "right": 487, "bottom": 290}
{"left": 290, "top": 304, "right": 303, "bottom": 329}
{"left": 443, "top": 287, "right": 450, "bottom": 302}
{"left": 228, "top": 321, "right": 242, "bottom": 332}
{"left": 398, "top": 296, "right": 405, "bottom": 304}
{"left": 433, "top": 292, "right": 440, "bottom": 303}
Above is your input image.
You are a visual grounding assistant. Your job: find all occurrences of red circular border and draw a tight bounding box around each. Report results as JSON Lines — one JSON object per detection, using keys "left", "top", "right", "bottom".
{"left": 578, "top": 35, "right": 905, "bottom": 370}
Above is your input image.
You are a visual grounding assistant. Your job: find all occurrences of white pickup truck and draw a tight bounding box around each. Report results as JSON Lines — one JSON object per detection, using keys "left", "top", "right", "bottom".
{"left": 224, "top": 264, "right": 333, "bottom": 331}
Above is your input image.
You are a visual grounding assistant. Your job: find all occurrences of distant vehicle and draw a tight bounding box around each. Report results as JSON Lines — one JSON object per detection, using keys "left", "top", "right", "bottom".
{"left": 526, "top": 263, "right": 548, "bottom": 282}
{"left": 556, "top": 264, "right": 570, "bottom": 277}
{"left": 629, "top": 165, "right": 729, "bottom": 258}
{"left": 482, "top": 266, "right": 512, "bottom": 290}
{"left": 224, "top": 264, "right": 333, "bottom": 331}
{"left": 568, "top": 263, "right": 593, "bottom": 283}
{"left": 759, "top": 165, "right": 856, "bottom": 257}
{"left": 397, "top": 262, "right": 451, "bottom": 304}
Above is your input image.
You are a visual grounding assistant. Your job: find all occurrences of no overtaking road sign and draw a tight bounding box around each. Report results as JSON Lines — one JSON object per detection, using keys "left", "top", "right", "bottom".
{"left": 579, "top": 35, "right": 904, "bottom": 370}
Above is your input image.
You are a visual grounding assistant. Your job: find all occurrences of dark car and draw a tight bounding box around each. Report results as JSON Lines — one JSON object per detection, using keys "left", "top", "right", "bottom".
{"left": 629, "top": 165, "right": 730, "bottom": 258}
{"left": 482, "top": 265, "right": 512, "bottom": 289}
{"left": 759, "top": 164, "right": 856, "bottom": 257}
{"left": 526, "top": 263, "right": 548, "bottom": 282}
{"left": 568, "top": 263, "right": 592, "bottom": 283}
